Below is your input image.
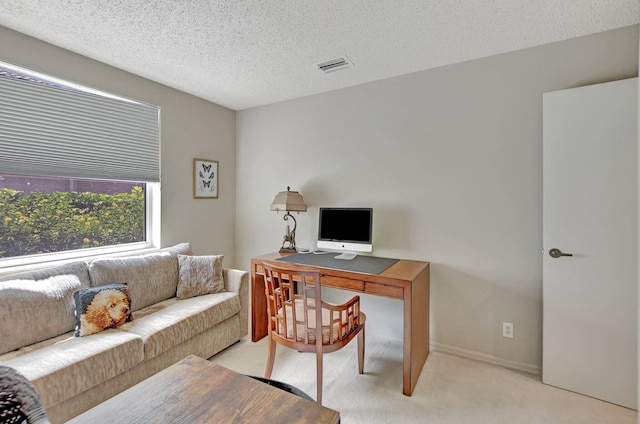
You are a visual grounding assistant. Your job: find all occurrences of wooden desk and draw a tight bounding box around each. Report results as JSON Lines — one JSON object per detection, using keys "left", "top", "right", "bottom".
{"left": 68, "top": 355, "right": 339, "bottom": 424}
{"left": 251, "top": 252, "right": 430, "bottom": 397}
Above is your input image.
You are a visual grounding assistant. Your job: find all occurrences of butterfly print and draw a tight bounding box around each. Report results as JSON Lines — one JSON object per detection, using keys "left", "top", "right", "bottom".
{"left": 196, "top": 160, "right": 217, "bottom": 196}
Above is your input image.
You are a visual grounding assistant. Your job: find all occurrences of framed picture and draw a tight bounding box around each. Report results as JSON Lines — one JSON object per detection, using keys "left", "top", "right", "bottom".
{"left": 193, "top": 158, "right": 218, "bottom": 199}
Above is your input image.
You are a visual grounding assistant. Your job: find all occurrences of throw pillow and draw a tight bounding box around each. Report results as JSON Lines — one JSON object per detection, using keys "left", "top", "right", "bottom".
{"left": 73, "top": 283, "right": 132, "bottom": 337}
{"left": 177, "top": 255, "right": 224, "bottom": 299}
{"left": 0, "top": 365, "right": 50, "bottom": 424}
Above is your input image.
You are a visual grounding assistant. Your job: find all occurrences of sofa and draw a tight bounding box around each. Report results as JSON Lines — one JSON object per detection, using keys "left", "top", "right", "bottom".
{"left": 0, "top": 243, "right": 249, "bottom": 423}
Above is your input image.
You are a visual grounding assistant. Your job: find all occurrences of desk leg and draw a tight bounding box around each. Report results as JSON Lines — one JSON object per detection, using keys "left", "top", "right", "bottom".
{"left": 404, "top": 264, "right": 430, "bottom": 396}
{"left": 251, "top": 271, "right": 268, "bottom": 342}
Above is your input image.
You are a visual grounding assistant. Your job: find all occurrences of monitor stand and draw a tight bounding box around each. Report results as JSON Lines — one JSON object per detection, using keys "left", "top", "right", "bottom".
{"left": 334, "top": 251, "right": 357, "bottom": 260}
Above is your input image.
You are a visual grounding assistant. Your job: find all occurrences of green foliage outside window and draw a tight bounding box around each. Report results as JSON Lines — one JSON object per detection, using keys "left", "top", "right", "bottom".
{"left": 0, "top": 186, "right": 144, "bottom": 258}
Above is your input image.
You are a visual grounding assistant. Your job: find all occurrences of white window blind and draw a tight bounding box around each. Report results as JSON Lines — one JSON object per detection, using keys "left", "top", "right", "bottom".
{"left": 0, "top": 65, "right": 160, "bottom": 182}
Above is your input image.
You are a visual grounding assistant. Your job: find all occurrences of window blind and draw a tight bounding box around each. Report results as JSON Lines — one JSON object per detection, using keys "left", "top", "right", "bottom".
{"left": 0, "top": 69, "right": 160, "bottom": 183}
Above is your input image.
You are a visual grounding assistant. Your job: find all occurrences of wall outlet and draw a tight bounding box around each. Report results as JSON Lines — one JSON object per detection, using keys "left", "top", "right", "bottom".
{"left": 502, "top": 322, "right": 514, "bottom": 339}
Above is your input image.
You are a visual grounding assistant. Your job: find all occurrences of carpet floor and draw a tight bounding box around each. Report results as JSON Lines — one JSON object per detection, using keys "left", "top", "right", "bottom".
{"left": 209, "top": 333, "right": 637, "bottom": 424}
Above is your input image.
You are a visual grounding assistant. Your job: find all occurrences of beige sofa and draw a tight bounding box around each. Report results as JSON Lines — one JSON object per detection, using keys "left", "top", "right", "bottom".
{"left": 0, "top": 243, "right": 249, "bottom": 423}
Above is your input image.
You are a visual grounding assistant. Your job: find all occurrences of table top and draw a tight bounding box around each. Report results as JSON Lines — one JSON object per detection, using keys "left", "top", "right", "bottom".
{"left": 253, "top": 251, "right": 429, "bottom": 284}
{"left": 67, "top": 355, "right": 340, "bottom": 424}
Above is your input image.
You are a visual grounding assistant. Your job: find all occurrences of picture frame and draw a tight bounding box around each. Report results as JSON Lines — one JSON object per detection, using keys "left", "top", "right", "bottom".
{"left": 193, "top": 158, "right": 219, "bottom": 199}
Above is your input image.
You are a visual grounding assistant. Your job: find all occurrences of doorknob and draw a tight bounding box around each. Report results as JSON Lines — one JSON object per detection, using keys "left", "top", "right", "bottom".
{"left": 549, "top": 248, "right": 573, "bottom": 258}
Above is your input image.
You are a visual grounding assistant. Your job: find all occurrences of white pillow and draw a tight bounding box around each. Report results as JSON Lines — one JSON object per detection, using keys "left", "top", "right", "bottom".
{"left": 177, "top": 255, "right": 224, "bottom": 299}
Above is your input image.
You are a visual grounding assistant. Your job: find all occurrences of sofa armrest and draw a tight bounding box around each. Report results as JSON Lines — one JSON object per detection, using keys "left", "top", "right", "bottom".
{"left": 223, "top": 268, "right": 249, "bottom": 338}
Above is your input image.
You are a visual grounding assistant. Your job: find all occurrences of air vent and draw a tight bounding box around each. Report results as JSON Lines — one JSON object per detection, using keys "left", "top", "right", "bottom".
{"left": 317, "top": 56, "right": 353, "bottom": 73}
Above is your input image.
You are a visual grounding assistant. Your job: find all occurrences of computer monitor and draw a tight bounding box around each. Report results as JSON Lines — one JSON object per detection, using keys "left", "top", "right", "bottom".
{"left": 317, "top": 207, "right": 373, "bottom": 260}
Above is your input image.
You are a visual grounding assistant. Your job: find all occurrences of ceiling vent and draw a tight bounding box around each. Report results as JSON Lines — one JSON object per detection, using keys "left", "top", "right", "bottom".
{"left": 317, "top": 56, "right": 353, "bottom": 73}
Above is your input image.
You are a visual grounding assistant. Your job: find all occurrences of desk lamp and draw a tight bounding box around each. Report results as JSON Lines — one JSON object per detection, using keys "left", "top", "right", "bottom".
{"left": 270, "top": 186, "right": 307, "bottom": 253}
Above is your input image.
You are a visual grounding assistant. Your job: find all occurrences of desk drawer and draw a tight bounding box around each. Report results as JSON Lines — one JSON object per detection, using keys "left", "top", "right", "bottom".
{"left": 365, "top": 282, "right": 403, "bottom": 299}
{"left": 321, "top": 276, "right": 365, "bottom": 292}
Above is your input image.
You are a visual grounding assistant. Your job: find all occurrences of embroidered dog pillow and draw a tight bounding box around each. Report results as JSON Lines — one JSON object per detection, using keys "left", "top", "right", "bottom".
{"left": 73, "top": 283, "right": 132, "bottom": 337}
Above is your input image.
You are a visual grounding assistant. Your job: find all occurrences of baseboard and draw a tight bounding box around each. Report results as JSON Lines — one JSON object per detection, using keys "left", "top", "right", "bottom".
{"left": 430, "top": 342, "right": 542, "bottom": 376}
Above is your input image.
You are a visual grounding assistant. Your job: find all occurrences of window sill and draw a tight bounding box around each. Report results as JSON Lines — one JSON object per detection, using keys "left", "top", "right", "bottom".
{"left": 0, "top": 242, "right": 159, "bottom": 278}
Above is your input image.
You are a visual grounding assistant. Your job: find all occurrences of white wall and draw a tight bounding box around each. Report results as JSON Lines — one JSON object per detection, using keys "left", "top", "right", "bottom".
{"left": 637, "top": 27, "right": 640, "bottom": 422}
{"left": 0, "top": 26, "right": 238, "bottom": 265}
{"left": 236, "top": 25, "right": 639, "bottom": 372}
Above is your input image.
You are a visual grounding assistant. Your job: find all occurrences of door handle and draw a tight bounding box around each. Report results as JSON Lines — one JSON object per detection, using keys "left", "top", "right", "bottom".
{"left": 549, "top": 248, "right": 573, "bottom": 258}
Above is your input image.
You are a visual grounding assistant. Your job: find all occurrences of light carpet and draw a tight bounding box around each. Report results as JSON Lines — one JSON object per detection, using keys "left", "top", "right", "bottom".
{"left": 209, "top": 333, "right": 637, "bottom": 424}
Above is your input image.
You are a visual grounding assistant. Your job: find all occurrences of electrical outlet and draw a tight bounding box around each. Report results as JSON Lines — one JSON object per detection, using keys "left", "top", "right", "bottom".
{"left": 502, "top": 322, "right": 514, "bottom": 339}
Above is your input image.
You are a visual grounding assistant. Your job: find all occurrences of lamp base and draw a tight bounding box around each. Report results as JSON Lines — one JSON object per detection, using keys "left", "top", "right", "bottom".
{"left": 279, "top": 247, "right": 298, "bottom": 253}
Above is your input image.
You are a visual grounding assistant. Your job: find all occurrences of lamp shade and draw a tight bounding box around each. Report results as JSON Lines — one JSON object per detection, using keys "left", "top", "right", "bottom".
{"left": 270, "top": 186, "right": 307, "bottom": 212}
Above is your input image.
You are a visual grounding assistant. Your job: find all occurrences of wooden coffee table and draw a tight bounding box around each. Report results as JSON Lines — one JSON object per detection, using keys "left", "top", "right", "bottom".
{"left": 67, "top": 355, "right": 339, "bottom": 423}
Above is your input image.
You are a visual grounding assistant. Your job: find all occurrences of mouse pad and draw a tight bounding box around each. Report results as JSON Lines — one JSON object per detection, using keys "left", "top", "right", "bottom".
{"left": 276, "top": 253, "right": 398, "bottom": 275}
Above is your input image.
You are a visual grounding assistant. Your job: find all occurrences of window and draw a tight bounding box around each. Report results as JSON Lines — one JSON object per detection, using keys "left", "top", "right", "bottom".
{"left": 0, "top": 174, "right": 148, "bottom": 259}
{"left": 0, "top": 62, "right": 160, "bottom": 265}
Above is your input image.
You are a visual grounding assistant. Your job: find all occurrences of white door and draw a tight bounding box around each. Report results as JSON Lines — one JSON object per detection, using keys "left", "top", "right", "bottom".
{"left": 542, "top": 78, "right": 637, "bottom": 409}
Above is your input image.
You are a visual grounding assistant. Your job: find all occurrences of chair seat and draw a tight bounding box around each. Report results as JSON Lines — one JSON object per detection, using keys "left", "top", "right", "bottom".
{"left": 278, "top": 299, "right": 366, "bottom": 344}
{"left": 0, "top": 365, "right": 50, "bottom": 424}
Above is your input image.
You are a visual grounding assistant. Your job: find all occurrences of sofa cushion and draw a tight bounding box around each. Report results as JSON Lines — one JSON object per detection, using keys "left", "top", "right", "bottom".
{"left": 2, "top": 330, "right": 144, "bottom": 409}
{"left": 73, "top": 284, "right": 133, "bottom": 336}
{"left": 89, "top": 252, "right": 178, "bottom": 311}
{"left": 117, "top": 291, "right": 240, "bottom": 360}
{"left": 0, "top": 332, "right": 73, "bottom": 363}
{"left": 0, "top": 275, "right": 82, "bottom": 355}
{"left": 159, "top": 242, "right": 193, "bottom": 256}
{"left": 0, "top": 261, "right": 91, "bottom": 288}
{"left": 177, "top": 254, "right": 224, "bottom": 299}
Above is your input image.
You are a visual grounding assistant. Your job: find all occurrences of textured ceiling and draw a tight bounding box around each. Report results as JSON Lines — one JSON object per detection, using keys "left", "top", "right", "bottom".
{"left": 0, "top": 1, "right": 639, "bottom": 110}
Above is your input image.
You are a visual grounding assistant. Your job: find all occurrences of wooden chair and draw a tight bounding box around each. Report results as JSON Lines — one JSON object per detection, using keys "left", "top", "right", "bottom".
{"left": 262, "top": 263, "right": 365, "bottom": 405}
